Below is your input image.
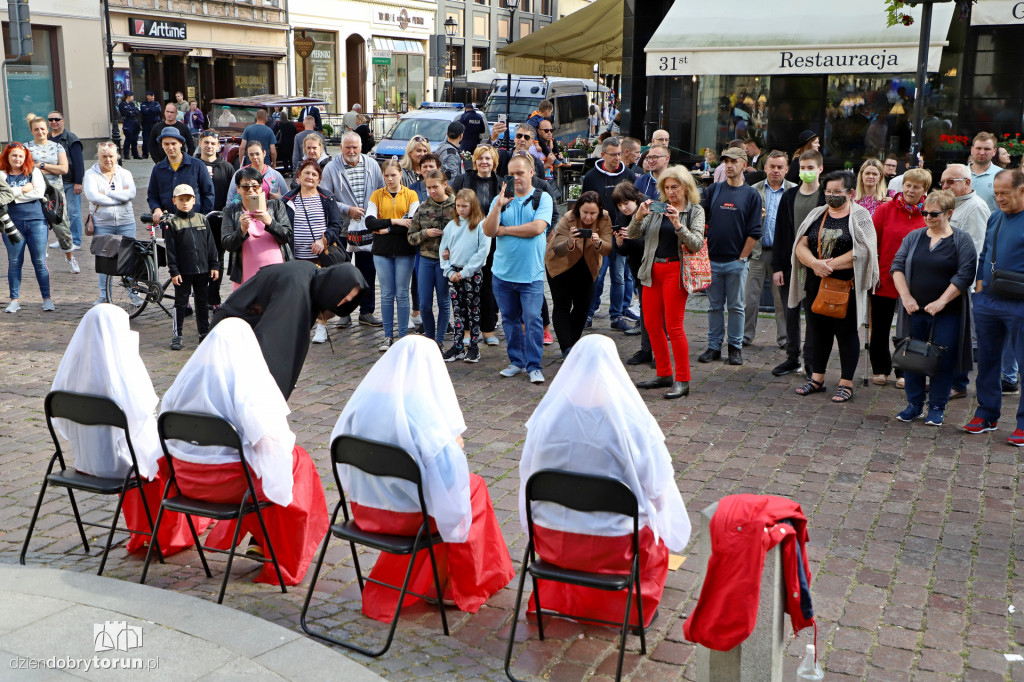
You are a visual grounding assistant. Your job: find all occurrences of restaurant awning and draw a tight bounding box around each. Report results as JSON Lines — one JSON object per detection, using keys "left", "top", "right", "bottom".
{"left": 496, "top": 0, "right": 623, "bottom": 79}
{"left": 645, "top": 0, "right": 954, "bottom": 76}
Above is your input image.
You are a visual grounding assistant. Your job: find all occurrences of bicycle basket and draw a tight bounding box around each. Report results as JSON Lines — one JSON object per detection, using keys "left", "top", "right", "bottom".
{"left": 115, "top": 237, "right": 149, "bottom": 276}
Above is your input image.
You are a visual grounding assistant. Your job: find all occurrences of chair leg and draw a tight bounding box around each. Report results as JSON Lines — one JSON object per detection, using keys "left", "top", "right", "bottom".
{"left": 132, "top": 482, "right": 165, "bottom": 566}
{"left": 140, "top": 502, "right": 169, "bottom": 585}
{"left": 251, "top": 505, "right": 287, "bottom": 595}
{"left": 65, "top": 487, "right": 90, "bottom": 554}
{"left": 616, "top": 571, "right": 636, "bottom": 682}
{"left": 20, "top": 478, "right": 51, "bottom": 564}
{"left": 97, "top": 486, "right": 130, "bottom": 576}
{"left": 218, "top": 507, "right": 248, "bottom": 604}
{"left": 503, "top": 546, "right": 532, "bottom": 682}
{"left": 349, "top": 540, "right": 365, "bottom": 592}
{"left": 531, "top": 573, "right": 545, "bottom": 641}
{"left": 423, "top": 539, "right": 449, "bottom": 636}
{"left": 299, "top": 529, "right": 334, "bottom": 638}
{"left": 185, "top": 515, "right": 212, "bottom": 578}
{"left": 634, "top": 561, "right": 646, "bottom": 655}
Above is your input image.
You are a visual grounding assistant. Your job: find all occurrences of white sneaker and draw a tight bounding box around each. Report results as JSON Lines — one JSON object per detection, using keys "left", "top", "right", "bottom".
{"left": 48, "top": 241, "right": 60, "bottom": 249}
{"left": 628, "top": 304, "right": 641, "bottom": 318}
{"left": 129, "top": 293, "right": 144, "bottom": 307}
{"left": 529, "top": 370, "right": 545, "bottom": 384}
{"left": 311, "top": 324, "right": 328, "bottom": 344}
{"left": 67, "top": 256, "right": 80, "bottom": 274}
{"left": 72, "top": 244, "right": 81, "bottom": 251}
{"left": 41, "top": 299, "right": 55, "bottom": 311}
{"left": 499, "top": 364, "right": 525, "bottom": 378}
{"left": 5, "top": 300, "right": 20, "bottom": 313}
{"left": 411, "top": 313, "right": 423, "bottom": 325}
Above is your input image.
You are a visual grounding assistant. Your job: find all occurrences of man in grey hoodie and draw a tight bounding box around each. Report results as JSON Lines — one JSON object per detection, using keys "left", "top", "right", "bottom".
{"left": 320, "top": 132, "right": 386, "bottom": 327}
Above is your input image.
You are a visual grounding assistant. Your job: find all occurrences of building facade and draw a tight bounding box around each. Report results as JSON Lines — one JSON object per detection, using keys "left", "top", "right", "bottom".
{"left": 108, "top": 0, "right": 289, "bottom": 115}
{"left": 1, "top": 0, "right": 108, "bottom": 143}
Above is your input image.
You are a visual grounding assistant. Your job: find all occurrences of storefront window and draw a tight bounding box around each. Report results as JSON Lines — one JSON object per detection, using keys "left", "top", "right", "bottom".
{"left": 296, "top": 31, "right": 338, "bottom": 110}
{"left": 375, "top": 53, "right": 425, "bottom": 112}
{"left": 233, "top": 61, "right": 271, "bottom": 97}
{"left": 695, "top": 75, "right": 769, "bottom": 156}
{"left": 4, "top": 25, "right": 55, "bottom": 141}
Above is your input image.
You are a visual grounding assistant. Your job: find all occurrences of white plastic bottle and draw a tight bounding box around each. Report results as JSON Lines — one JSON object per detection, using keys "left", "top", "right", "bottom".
{"left": 796, "top": 644, "right": 824, "bottom": 680}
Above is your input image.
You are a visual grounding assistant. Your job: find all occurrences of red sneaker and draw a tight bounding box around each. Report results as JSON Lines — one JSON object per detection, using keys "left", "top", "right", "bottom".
{"left": 962, "top": 417, "right": 998, "bottom": 434}
{"left": 1009, "top": 429, "right": 1024, "bottom": 447}
{"left": 543, "top": 329, "right": 554, "bottom": 345}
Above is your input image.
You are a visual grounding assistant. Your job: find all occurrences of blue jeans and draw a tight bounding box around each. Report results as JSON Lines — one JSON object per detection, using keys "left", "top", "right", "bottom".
{"left": 623, "top": 266, "right": 635, "bottom": 307}
{"left": 63, "top": 183, "right": 82, "bottom": 247}
{"left": 973, "top": 292, "right": 1024, "bottom": 429}
{"left": 95, "top": 223, "right": 136, "bottom": 298}
{"left": 492, "top": 275, "right": 544, "bottom": 372}
{"left": 903, "top": 312, "right": 960, "bottom": 411}
{"left": 706, "top": 259, "right": 749, "bottom": 350}
{"left": 4, "top": 218, "right": 50, "bottom": 300}
{"left": 373, "top": 254, "right": 415, "bottom": 338}
{"left": 1002, "top": 337, "right": 1018, "bottom": 384}
{"left": 417, "top": 256, "right": 450, "bottom": 344}
{"left": 590, "top": 249, "right": 626, "bottom": 320}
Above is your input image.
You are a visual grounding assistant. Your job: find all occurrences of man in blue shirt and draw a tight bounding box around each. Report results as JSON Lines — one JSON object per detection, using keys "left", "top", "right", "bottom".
{"left": 482, "top": 154, "right": 553, "bottom": 384}
{"left": 240, "top": 109, "right": 278, "bottom": 168}
{"left": 745, "top": 150, "right": 794, "bottom": 348}
{"left": 964, "top": 168, "right": 1024, "bottom": 447}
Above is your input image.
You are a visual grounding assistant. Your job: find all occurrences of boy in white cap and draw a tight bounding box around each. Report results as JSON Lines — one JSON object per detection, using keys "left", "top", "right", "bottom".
{"left": 164, "top": 183, "right": 219, "bottom": 350}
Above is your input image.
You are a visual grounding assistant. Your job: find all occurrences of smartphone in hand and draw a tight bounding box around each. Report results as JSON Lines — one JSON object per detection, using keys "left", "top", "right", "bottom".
{"left": 504, "top": 175, "right": 516, "bottom": 198}
{"left": 650, "top": 201, "right": 668, "bottom": 214}
{"left": 577, "top": 228, "right": 593, "bottom": 240}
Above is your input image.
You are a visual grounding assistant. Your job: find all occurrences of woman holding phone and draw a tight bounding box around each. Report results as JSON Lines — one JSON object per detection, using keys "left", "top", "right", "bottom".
{"left": 545, "top": 190, "right": 613, "bottom": 358}
{"left": 222, "top": 167, "right": 293, "bottom": 287}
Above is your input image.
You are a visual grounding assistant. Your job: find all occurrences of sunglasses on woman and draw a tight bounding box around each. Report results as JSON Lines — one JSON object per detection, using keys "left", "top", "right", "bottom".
{"left": 921, "top": 210, "right": 948, "bottom": 218}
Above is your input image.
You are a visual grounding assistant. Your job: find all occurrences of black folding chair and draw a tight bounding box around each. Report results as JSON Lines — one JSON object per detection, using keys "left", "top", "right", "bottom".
{"left": 140, "top": 411, "right": 287, "bottom": 604}
{"left": 20, "top": 390, "right": 163, "bottom": 575}
{"left": 504, "top": 470, "right": 646, "bottom": 682}
{"left": 300, "top": 434, "right": 449, "bottom": 657}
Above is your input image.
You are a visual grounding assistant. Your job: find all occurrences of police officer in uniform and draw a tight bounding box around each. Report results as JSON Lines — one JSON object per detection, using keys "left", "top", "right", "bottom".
{"left": 457, "top": 103, "right": 487, "bottom": 154}
{"left": 139, "top": 90, "right": 163, "bottom": 160}
{"left": 118, "top": 91, "right": 142, "bottom": 160}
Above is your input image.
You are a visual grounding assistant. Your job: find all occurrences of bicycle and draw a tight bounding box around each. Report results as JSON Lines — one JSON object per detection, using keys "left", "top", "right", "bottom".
{"left": 105, "top": 211, "right": 223, "bottom": 320}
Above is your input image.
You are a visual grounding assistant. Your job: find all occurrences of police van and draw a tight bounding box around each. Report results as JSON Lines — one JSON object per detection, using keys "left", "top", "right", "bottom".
{"left": 483, "top": 75, "right": 604, "bottom": 142}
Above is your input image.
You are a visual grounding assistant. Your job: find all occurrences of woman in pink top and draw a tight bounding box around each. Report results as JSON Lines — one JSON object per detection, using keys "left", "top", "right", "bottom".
{"left": 221, "top": 167, "right": 293, "bottom": 287}
{"left": 869, "top": 167, "right": 930, "bottom": 387}
{"left": 855, "top": 159, "right": 888, "bottom": 217}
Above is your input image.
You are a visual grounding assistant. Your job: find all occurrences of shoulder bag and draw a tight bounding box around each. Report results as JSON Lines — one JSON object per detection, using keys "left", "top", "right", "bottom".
{"left": 809, "top": 212, "right": 854, "bottom": 318}
{"left": 892, "top": 316, "right": 947, "bottom": 377}
{"left": 988, "top": 214, "right": 1024, "bottom": 301}
{"left": 677, "top": 210, "right": 712, "bottom": 293}
{"left": 297, "top": 194, "right": 348, "bottom": 267}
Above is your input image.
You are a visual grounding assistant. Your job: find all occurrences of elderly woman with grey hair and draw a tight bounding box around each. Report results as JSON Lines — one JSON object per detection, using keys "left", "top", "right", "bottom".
{"left": 84, "top": 141, "right": 137, "bottom": 304}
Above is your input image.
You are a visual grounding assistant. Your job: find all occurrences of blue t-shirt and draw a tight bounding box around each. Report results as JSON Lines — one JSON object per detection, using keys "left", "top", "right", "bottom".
{"left": 489, "top": 190, "right": 553, "bottom": 284}
{"left": 240, "top": 124, "right": 277, "bottom": 165}
{"left": 978, "top": 208, "right": 1024, "bottom": 289}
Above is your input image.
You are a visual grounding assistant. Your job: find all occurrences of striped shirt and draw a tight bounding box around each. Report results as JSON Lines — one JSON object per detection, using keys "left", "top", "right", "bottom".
{"left": 345, "top": 158, "right": 367, "bottom": 208}
{"left": 291, "top": 194, "right": 326, "bottom": 259}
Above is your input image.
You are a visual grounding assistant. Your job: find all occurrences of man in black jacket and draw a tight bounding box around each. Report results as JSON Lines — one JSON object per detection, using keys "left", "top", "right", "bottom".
{"left": 583, "top": 137, "right": 637, "bottom": 331}
{"left": 147, "top": 128, "right": 215, "bottom": 224}
{"left": 770, "top": 149, "right": 825, "bottom": 377}
{"left": 140, "top": 91, "right": 163, "bottom": 159}
{"left": 197, "top": 130, "right": 236, "bottom": 308}
{"left": 148, "top": 102, "right": 195, "bottom": 163}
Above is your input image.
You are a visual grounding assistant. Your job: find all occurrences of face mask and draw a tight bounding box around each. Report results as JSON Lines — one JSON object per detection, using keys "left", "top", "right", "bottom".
{"left": 799, "top": 170, "right": 818, "bottom": 184}
{"left": 825, "top": 194, "right": 848, "bottom": 208}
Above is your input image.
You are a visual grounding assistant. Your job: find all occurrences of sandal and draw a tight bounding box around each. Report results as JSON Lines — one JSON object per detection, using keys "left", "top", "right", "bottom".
{"left": 832, "top": 385, "right": 854, "bottom": 403}
{"left": 872, "top": 374, "right": 888, "bottom": 386}
{"left": 795, "top": 379, "right": 826, "bottom": 396}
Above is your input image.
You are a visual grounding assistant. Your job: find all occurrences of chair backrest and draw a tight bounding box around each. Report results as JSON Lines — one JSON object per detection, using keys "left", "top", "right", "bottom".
{"left": 525, "top": 469, "right": 641, "bottom": 561}
{"left": 329, "top": 434, "right": 430, "bottom": 528}
{"left": 157, "top": 411, "right": 260, "bottom": 500}
{"left": 44, "top": 390, "right": 142, "bottom": 478}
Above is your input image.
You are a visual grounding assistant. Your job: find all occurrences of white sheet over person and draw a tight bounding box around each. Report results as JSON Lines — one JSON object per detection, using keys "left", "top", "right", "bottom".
{"left": 331, "top": 334, "right": 514, "bottom": 621}
{"left": 159, "top": 317, "right": 327, "bottom": 584}
{"left": 519, "top": 334, "right": 691, "bottom": 627}
{"left": 50, "top": 303, "right": 205, "bottom": 554}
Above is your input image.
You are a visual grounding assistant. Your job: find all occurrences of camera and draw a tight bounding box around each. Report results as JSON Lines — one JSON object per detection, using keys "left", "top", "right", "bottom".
{"left": 0, "top": 203, "right": 21, "bottom": 244}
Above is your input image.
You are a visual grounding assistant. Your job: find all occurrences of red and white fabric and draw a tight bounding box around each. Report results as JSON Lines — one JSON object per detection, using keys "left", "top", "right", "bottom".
{"left": 519, "top": 334, "right": 691, "bottom": 628}
{"left": 331, "top": 335, "right": 514, "bottom": 622}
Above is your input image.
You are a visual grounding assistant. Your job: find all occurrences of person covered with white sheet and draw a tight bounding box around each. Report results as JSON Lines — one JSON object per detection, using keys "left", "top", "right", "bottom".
{"left": 50, "top": 303, "right": 208, "bottom": 555}
{"left": 518, "top": 334, "right": 692, "bottom": 628}
{"left": 159, "top": 317, "right": 328, "bottom": 585}
{"left": 331, "top": 334, "right": 514, "bottom": 621}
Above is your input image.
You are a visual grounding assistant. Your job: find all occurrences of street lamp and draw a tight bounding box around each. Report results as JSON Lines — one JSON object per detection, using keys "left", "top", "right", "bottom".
{"left": 444, "top": 16, "right": 458, "bottom": 102}
{"left": 593, "top": 62, "right": 600, "bottom": 112}
{"left": 503, "top": 0, "right": 520, "bottom": 148}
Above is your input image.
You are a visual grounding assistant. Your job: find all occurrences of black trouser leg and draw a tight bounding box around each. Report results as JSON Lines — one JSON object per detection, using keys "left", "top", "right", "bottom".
{"left": 807, "top": 297, "right": 859, "bottom": 380}
{"left": 190, "top": 274, "right": 211, "bottom": 334}
{"left": 869, "top": 294, "right": 899, "bottom": 376}
{"left": 172, "top": 279, "right": 193, "bottom": 337}
{"left": 548, "top": 262, "right": 593, "bottom": 353}
{"left": 354, "top": 251, "right": 376, "bottom": 315}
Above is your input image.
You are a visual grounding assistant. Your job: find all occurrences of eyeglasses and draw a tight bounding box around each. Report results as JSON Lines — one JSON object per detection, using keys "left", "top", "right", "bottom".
{"left": 539, "top": 128, "right": 553, "bottom": 132}
{"left": 48, "top": 117, "right": 62, "bottom": 122}
{"left": 603, "top": 151, "right": 622, "bottom": 157}
{"left": 940, "top": 178, "right": 966, "bottom": 187}
{"left": 238, "top": 184, "right": 261, "bottom": 191}
{"left": 646, "top": 155, "right": 667, "bottom": 160}
{"left": 411, "top": 135, "right": 429, "bottom": 143}
{"left": 515, "top": 133, "right": 532, "bottom": 140}
{"left": 921, "top": 210, "right": 948, "bottom": 218}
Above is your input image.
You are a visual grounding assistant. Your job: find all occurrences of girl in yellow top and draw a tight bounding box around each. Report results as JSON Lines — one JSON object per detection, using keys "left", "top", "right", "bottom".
{"left": 365, "top": 159, "right": 420, "bottom": 350}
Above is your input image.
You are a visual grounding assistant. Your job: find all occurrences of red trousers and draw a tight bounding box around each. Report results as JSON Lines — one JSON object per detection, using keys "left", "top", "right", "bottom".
{"left": 122, "top": 468, "right": 211, "bottom": 556}
{"left": 643, "top": 260, "right": 691, "bottom": 381}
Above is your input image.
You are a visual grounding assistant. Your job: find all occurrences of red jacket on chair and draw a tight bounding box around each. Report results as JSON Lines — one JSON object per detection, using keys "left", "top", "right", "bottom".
{"left": 683, "top": 494, "right": 815, "bottom": 651}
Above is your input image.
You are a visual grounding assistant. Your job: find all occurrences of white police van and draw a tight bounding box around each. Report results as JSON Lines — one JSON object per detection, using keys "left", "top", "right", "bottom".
{"left": 483, "top": 75, "right": 602, "bottom": 142}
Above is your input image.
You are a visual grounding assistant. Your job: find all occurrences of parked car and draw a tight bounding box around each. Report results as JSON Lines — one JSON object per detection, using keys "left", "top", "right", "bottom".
{"left": 369, "top": 102, "right": 481, "bottom": 161}
{"left": 208, "top": 95, "right": 330, "bottom": 169}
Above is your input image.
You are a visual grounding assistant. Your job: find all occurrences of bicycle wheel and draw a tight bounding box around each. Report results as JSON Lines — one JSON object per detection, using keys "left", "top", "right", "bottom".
{"left": 106, "top": 255, "right": 155, "bottom": 319}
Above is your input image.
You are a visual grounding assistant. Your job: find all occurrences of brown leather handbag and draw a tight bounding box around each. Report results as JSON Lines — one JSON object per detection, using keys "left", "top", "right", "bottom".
{"left": 809, "top": 213, "right": 854, "bottom": 319}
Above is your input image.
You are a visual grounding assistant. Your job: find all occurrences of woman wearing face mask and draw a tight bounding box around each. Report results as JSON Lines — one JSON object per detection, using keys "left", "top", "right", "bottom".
{"left": 789, "top": 171, "right": 879, "bottom": 403}
{"left": 869, "top": 168, "right": 931, "bottom": 388}
{"left": 854, "top": 158, "right": 888, "bottom": 217}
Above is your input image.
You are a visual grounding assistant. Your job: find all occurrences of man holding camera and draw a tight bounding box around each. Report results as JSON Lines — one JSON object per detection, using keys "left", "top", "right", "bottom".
{"left": 147, "top": 127, "right": 214, "bottom": 225}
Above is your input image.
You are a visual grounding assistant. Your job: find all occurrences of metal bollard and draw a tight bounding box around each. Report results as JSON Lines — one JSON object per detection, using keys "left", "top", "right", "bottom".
{"left": 693, "top": 501, "right": 786, "bottom": 682}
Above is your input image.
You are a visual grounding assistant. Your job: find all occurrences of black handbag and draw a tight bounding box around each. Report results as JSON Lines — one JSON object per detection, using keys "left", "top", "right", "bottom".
{"left": 988, "top": 214, "right": 1024, "bottom": 301}
{"left": 892, "top": 318, "right": 947, "bottom": 377}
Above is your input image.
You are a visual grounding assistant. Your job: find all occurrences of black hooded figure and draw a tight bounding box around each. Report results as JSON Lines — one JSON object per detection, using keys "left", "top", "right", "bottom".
{"left": 211, "top": 261, "right": 367, "bottom": 399}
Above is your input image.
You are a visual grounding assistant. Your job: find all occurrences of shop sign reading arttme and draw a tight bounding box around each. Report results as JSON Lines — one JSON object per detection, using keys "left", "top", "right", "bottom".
{"left": 128, "top": 18, "right": 186, "bottom": 40}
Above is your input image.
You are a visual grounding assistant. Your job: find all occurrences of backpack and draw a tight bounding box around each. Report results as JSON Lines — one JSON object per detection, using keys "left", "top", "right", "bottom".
{"left": 501, "top": 187, "right": 560, "bottom": 235}
{"left": 40, "top": 183, "right": 65, "bottom": 226}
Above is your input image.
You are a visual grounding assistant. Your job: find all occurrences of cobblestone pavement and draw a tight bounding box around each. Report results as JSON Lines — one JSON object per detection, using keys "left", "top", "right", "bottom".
{"left": 2, "top": 159, "right": 1023, "bottom": 681}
